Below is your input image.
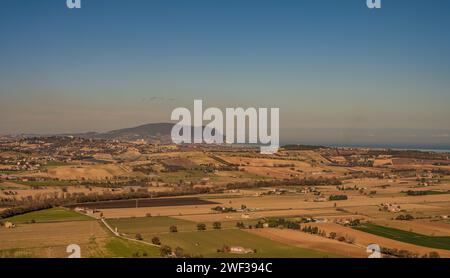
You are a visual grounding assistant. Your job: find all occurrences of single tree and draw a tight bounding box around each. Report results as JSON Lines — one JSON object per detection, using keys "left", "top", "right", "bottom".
{"left": 213, "top": 222, "right": 222, "bottom": 230}
{"left": 197, "top": 223, "right": 207, "bottom": 231}
{"left": 174, "top": 247, "right": 184, "bottom": 258}
{"left": 160, "top": 245, "right": 172, "bottom": 257}
{"left": 169, "top": 225, "right": 178, "bottom": 233}
{"left": 151, "top": 236, "right": 161, "bottom": 245}
{"left": 135, "top": 233, "right": 143, "bottom": 241}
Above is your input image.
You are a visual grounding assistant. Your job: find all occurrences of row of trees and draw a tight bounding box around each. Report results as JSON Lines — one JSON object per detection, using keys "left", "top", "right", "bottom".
{"left": 329, "top": 194, "right": 348, "bottom": 201}
{"left": 395, "top": 214, "right": 414, "bottom": 221}
{"left": 225, "top": 176, "right": 342, "bottom": 190}
{"left": 166, "top": 222, "right": 223, "bottom": 234}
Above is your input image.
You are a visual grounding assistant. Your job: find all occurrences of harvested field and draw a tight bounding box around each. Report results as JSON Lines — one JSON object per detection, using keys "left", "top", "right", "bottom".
{"left": 0, "top": 221, "right": 109, "bottom": 255}
{"left": 98, "top": 204, "right": 214, "bottom": 218}
{"left": 248, "top": 228, "right": 366, "bottom": 258}
{"left": 32, "top": 164, "right": 129, "bottom": 180}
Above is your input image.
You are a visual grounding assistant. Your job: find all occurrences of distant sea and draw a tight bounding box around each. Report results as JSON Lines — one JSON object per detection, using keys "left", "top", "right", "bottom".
{"left": 326, "top": 145, "right": 450, "bottom": 153}
{"left": 282, "top": 142, "right": 450, "bottom": 153}
{"left": 395, "top": 148, "right": 450, "bottom": 153}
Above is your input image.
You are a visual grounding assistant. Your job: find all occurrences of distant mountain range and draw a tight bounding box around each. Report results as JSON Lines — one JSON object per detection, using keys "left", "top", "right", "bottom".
{"left": 59, "top": 123, "right": 175, "bottom": 141}
{"left": 9, "top": 122, "right": 224, "bottom": 143}
{"left": 95, "top": 123, "right": 174, "bottom": 140}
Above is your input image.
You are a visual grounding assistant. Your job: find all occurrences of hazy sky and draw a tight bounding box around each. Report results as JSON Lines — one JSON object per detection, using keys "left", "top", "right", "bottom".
{"left": 1, "top": 0, "right": 449, "bottom": 147}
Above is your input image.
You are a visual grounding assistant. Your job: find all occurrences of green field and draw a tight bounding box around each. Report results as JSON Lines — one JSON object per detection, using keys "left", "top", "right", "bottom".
{"left": 106, "top": 216, "right": 261, "bottom": 237}
{"left": 5, "top": 208, "right": 92, "bottom": 223}
{"left": 106, "top": 216, "right": 338, "bottom": 257}
{"left": 15, "top": 180, "right": 77, "bottom": 187}
{"left": 106, "top": 216, "right": 198, "bottom": 236}
{"left": 100, "top": 238, "right": 160, "bottom": 258}
{"left": 43, "top": 161, "right": 74, "bottom": 168}
{"left": 354, "top": 223, "right": 450, "bottom": 250}
{"left": 156, "top": 229, "right": 336, "bottom": 258}
{"left": 0, "top": 170, "right": 24, "bottom": 175}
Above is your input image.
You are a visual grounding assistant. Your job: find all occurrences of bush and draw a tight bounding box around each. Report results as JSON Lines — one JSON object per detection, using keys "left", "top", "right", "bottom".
{"left": 135, "top": 233, "right": 143, "bottom": 241}
{"left": 213, "top": 222, "right": 222, "bottom": 230}
{"left": 160, "top": 245, "right": 172, "bottom": 257}
{"left": 197, "top": 223, "right": 207, "bottom": 231}
{"left": 169, "top": 225, "right": 178, "bottom": 233}
{"left": 329, "top": 195, "right": 348, "bottom": 201}
{"left": 428, "top": 252, "right": 440, "bottom": 258}
{"left": 329, "top": 232, "right": 337, "bottom": 239}
{"left": 174, "top": 247, "right": 184, "bottom": 258}
{"left": 151, "top": 236, "right": 161, "bottom": 245}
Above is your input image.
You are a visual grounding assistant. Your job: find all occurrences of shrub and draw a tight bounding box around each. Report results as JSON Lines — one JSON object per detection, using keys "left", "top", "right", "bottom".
{"left": 151, "top": 236, "right": 161, "bottom": 245}
{"left": 169, "top": 225, "right": 178, "bottom": 233}
{"left": 197, "top": 223, "right": 207, "bottom": 231}
{"left": 160, "top": 245, "right": 172, "bottom": 257}
{"left": 135, "top": 233, "right": 143, "bottom": 241}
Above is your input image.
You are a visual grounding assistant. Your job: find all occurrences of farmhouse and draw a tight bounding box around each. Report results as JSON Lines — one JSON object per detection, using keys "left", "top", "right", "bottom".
{"left": 4, "top": 221, "right": 16, "bottom": 229}
{"left": 314, "top": 196, "right": 327, "bottom": 202}
{"left": 230, "top": 246, "right": 254, "bottom": 254}
{"left": 380, "top": 203, "right": 401, "bottom": 213}
{"left": 74, "top": 206, "right": 96, "bottom": 214}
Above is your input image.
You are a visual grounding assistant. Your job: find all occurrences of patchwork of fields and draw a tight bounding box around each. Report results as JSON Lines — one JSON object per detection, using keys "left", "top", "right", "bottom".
{"left": 2, "top": 146, "right": 450, "bottom": 258}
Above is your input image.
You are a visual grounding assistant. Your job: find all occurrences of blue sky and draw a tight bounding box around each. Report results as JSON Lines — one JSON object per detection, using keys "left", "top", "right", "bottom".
{"left": 1, "top": 0, "right": 449, "bottom": 147}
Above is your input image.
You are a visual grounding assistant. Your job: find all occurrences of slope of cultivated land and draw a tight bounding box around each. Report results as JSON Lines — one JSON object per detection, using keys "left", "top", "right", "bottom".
{"left": 247, "top": 228, "right": 366, "bottom": 258}
{"left": 217, "top": 155, "right": 329, "bottom": 179}
{"left": 155, "top": 229, "right": 337, "bottom": 258}
{"left": 40, "top": 164, "right": 130, "bottom": 180}
{"left": 4, "top": 208, "right": 92, "bottom": 223}
{"left": 354, "top": 223, "right": 450, "bottom": 251}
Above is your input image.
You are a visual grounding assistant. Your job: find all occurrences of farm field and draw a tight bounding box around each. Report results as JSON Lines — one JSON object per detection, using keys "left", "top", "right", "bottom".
{"left": 5, "top": 208, "right": 92, "bottom": 223}
{"left": 100, "top": 237, "right": 160, "bottom": 258}
{"left": 0, "top": 218, "right": 161, "bottom": 258}
{"left": 155, "top": 229, "right": 336, "bottom": 258}
{"left": 2, "top": 140, "right": 450, "bottom": 258}
{"left": 107, "top": 216, "right": 261, "bottom": 236}
{"left": 0, "top": 220, "right": 109, "bottom": 257}
{"left": 247, "top": 228, "right": 364, "bottom": 258}
{"left": 106, "top": 216, "right": 338, "bottom": 257}
{"left": 68, "top": 197, "right": 218, "bottom": 210}
{"left": 353, "top": 223, "right": 450, "bottom": 251}
{"left": 371, "top": 219, "right": 450, "bottom": 236}
{"left": 107, "top": 216, "right": 198, "bottom": 235}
